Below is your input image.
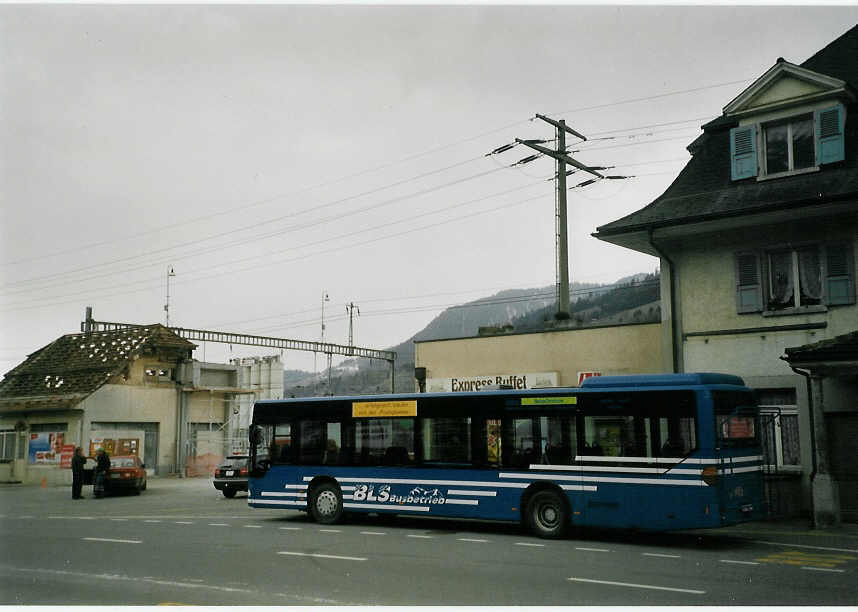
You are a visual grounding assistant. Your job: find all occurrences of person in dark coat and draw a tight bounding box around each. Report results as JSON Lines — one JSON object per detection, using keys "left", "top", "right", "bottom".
{"left": 71, "top": 447, "right": 86, "bottom": 499}
{"left": 94, "top": 449, "right": 111, "bottom": 498}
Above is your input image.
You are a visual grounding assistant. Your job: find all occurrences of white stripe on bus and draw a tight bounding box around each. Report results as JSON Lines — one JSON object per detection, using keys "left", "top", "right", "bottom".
{"left": 284, "top": 484, "right": 308, "bottom": 490}
{"left": 443, "top": 499, "right": 479, "bottom": 506}
{"left": 574, "top": 456, "right": 720, "bottom": 465}
{"left": 249, "top": 499, "right": 306, "bottom": 506}
{"left": 446, "top": 490, "right": 497, "bottom": 496}
{"left": 303, "top": 476, "right": 529, "bottom": 489}
{"left": 719, "top": 466, "right": 762, "bottom": 474}
{"left": 261, "top": 492, "right": 305, "bottom": 497}
{"left": 500, "top": 473, "right": 706, "bottom": 487}
{"left": 533, "top": 465, "right": 703, "bottom": 475}
{"left": 560, "top": 485, "right": 598, "bottom": 492}
{"left": 343, "top": 502, "right": 431, "bottom": 512}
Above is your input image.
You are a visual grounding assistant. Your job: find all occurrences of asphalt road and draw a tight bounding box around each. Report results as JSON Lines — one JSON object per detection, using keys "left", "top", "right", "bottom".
{"left": 1, "top": 478, "right": 856, "bottom": 605}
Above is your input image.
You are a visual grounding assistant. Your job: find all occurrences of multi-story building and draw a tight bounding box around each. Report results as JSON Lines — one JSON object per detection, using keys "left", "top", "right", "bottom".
{"left": 593, "top": 25, "right": 858, "bottom": 525}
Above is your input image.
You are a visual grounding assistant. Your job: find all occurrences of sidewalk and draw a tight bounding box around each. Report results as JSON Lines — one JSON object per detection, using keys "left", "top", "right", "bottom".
{"left": 689, "top": 517, "right": 858, "bottom": 551}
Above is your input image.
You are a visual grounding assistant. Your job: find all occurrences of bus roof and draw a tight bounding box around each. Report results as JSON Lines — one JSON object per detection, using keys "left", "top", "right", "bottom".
{"left": 255, "top": 373, "right": 747, "bottom": 406}
{"left": 579, "top": 372, "right": 746, "bottom": 389}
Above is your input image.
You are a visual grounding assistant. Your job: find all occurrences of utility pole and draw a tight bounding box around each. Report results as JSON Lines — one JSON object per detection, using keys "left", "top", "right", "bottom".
{"left": 516, "top": 115, "right": 603, "bottom": 318}
{"left": 346, "top": 302, "right": 360, "bottom": 353}
{"left": 164, "top": 266, "right": 176, "bottom": 327}
{"left": 314, "top": 291, "right": 330, "bottom": 395}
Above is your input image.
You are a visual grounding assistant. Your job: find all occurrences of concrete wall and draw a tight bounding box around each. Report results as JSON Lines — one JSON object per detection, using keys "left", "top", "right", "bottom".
{"left": 82, "top": 383, "right": 178, "bottom": 475}
{"left": 415, "top": 322, "right": 664, "bottom": 388}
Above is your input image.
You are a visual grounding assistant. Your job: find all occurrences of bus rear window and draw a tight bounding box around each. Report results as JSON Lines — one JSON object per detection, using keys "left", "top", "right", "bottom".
{"left": 712, "top": 391, "right": 759, "bottom": 447}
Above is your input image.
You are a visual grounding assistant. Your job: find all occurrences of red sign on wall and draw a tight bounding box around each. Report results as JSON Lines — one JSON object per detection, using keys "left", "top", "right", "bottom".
{"left": 577, "top": 371, "right": 602, "bottom": 386}
{"left": 60, "top": 444, "right": 75, "bottom": 468}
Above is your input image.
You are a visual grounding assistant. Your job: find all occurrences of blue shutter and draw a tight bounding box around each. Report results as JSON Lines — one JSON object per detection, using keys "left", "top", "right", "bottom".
{"left": 736, "top": 252, "right": 763, "bottom": 313}
{"left": 815, "top": 104, "right": 845, "bottom": 165}
{"left": 825, "top": 243, "right": 855, "bottom": 306}
{"left": 730, "top": 125, "right": 757, "bottom": 180}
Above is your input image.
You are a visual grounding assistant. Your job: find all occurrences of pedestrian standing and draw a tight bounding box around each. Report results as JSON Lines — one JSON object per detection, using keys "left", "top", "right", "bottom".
{"left": 71, "top": 447, "right": 86, "bottom": 499}
{"left": 94, "top": 448, "right": 111, "bottom": 498}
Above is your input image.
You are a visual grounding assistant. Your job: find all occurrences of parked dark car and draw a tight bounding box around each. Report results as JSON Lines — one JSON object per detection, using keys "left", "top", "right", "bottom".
{"left": 213, "top": 455, "right": 248, "bottom": 498}
{"left": 105, "top": 455, "right": 147, "bottom": 495}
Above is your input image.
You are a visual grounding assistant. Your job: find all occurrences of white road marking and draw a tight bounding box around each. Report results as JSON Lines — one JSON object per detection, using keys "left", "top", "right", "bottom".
{"left": 576, "top": 547, "right": 611, "bottom": 553}
{"left": 83, "top": 537, "right": 142, "bottom": 544}
{"left": 278, "top": 551, "right": 367, "bottom": 562}
{"left": 458, "top": 538, "right": 489, "bottom": 543}
{"left": 175, "top": 521, "right": 194, "bottom": 525}
{"left": 143, "top": 520, "right": 161, "bottom": 523}
{"left": 109, "top": 518, "right": 128, "bottom": 522}
{"left": 208, "top": 523, "right": 229, "bottom": 526}
{"left": 279, "top": 526, "right": 302, "bottom": 530}
{"left": 801, "top": 566, "right": 845, "bottom": 573}
{"left": 360, "top": 531, "right": 386, "bottom": 536}
{"left": 643, "top": 553, "right": 681, "bottom": 559}
{"left": 753, "top": 540, "right": 858, "bottom": 554}
{"left": 720, "top": 560, "right": 760, "bottom": 566}
{"left": 515, "top": 542, "right": 545, "bottom": 547}
{"left": 568, "top": 577, "right": 705, "bottom": 594}
{"left": 244, "top": 525, "right": 262, "bottom": 528}
{"left": 19, "top": 515, "right": 34, "bottom": 519}
{"left": 3, "top": 566, "right": 347, "bottom": 604}
{"left": 407, "top": 534, "right": 433, "bottom": 539}
{"left": 318, "top": 529, "right": 342, "bottom": 533}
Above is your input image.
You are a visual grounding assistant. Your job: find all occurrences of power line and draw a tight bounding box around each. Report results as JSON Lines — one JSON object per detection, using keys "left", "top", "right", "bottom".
{"left": 3, "top": 78, "right": 748, "bottom": 272}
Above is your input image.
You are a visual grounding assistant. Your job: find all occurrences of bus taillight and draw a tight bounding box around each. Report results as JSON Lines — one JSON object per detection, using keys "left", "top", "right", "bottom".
{"left": 702, "top": 466, "right": 718, "bottom": 486}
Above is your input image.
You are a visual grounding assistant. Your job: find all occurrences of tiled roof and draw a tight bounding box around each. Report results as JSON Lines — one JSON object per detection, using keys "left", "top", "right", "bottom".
{"left": 594, "top": 25, "right": 858, "bottom": 239}
{"left": 0, "top": 325, "right": 195, "bottom": 408}
{"left": 783, "top": 330, "right": 858, "bottom": 363}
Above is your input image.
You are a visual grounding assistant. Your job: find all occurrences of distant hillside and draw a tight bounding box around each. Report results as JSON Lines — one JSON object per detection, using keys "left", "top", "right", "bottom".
{"left": 283, "top": 273, "right": 660, "bottom": 397}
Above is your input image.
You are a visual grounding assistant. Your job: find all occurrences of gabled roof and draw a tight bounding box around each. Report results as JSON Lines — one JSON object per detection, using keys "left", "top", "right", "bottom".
{"left": 0, "top": 325, "right": 195, "bottom": 412}
{"left": 594, "top": 25, "right": 858, "bottom": 245}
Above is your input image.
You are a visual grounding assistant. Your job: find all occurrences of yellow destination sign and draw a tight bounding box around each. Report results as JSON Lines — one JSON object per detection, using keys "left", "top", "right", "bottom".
{"left": 352, "top": 400, "right": 418, "bottom": 418}
{"left": 521, "top": 396, "right": 577, "bottom": 406}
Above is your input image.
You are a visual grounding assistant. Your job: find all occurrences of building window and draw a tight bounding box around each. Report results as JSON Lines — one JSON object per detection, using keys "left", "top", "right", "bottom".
{"left": 144, "top": 367, "right": 173, "bottom": 382}
{"left": 729, "top": 104, "right": 845, "bottom": 181}
{"left": 763, "top": 116, "right": 814, "bottom": 176}
{"left": 735, "top": 243, "right": 855, "bottom": 313}
{"left": 757, "top": 388, "right": 801, "bottom": 471}
{"left": 0, "top": 431, "right": 16, "bottom": 461}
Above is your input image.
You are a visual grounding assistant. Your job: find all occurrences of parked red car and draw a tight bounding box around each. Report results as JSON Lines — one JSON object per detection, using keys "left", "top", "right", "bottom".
{"left": 106, "top": 455, "right": 147, "bottom": 495}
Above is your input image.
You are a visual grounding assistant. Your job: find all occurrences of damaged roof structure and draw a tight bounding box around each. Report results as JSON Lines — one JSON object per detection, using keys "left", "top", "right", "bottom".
{"left": 0, "top": 325, "right": 196, "bottom": 414}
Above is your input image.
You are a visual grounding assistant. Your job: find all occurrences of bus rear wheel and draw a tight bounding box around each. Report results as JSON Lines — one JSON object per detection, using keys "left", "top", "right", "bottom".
{"left": 526, "top": 490, "right": 568, "bottom": 539}
{"left": 310, "top": 483, "right": 344, "bottom": 525}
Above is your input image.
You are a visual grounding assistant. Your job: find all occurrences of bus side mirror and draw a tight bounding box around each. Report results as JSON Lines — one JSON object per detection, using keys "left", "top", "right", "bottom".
{"left": 250, "top": 425, "right": 263, "bottom": 447}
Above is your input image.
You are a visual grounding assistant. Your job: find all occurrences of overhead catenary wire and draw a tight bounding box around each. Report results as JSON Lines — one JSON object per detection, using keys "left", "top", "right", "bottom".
{"left": 4, "top": 77, "right": 748, "bottom": 273}
{"left": 8, "top": 112, "right": 715, "bottom": 294}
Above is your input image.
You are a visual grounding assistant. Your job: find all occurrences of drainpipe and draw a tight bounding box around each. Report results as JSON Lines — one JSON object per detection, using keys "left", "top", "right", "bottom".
{"left": 648, "top": 229, "right": 680, "bottom": 373}
{"left": 790, "top": 367, "right": 817, "bottom": 480}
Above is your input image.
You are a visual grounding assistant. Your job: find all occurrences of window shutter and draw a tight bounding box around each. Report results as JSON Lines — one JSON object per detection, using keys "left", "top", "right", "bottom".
{"left": 730, "top": 125, "right": 758, "bottom": 180}
{"left": 736, "top": 252, "right": 763, "bottom": 313}
{"left": 825, "top": 243, "right": 855, "bottom": 305}
{"left": 815, "top": 104, "right": 845, "bottom": 165}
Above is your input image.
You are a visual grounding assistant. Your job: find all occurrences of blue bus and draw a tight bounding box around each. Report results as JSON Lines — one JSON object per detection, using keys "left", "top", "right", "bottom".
{"left": 248, "top": 373, "right": 765, "bottom": 538}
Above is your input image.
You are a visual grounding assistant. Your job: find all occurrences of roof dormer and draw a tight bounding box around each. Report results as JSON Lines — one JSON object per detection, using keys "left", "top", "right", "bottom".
{"left": 724, "top": 58, "right": 851, "bottom": 118}
{"left": 726, "top": 59, "right": 853, "bottom": 182}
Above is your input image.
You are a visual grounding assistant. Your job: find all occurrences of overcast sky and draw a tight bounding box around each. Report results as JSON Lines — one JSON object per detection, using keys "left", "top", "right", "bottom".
{"left": 2, "top": 3, "right": 857, "bottom": 375}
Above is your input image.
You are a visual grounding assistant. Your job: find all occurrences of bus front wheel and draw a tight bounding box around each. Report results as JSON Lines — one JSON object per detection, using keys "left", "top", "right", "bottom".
{"left": 526, "top": 490, "right": 568, "bottom": 539}
{"left": 310, "top": 483, "right": 344, "bottom": 525}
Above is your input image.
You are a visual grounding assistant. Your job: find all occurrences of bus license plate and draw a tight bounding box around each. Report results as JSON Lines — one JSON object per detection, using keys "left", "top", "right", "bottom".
{"left": 741, "top": 504, "right": 754, "bottom": 513}
{"left": 225, "top": 470, "right": 234, "bottom": 476}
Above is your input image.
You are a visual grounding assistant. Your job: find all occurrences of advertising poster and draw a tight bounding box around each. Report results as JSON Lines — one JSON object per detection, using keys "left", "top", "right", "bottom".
{"left": 60, "top": 444, "right": 75, "bottom": 468}
{"left": 28, "top": 431, "right": 64, "bottom": 464}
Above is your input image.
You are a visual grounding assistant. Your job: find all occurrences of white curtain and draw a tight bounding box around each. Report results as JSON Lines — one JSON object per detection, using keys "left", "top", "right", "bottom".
{"left": 798, "top": 248, "right": 822, "bottom": 303}
{"left": 769, "top": 252, "right": 794, "bottom": 306}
